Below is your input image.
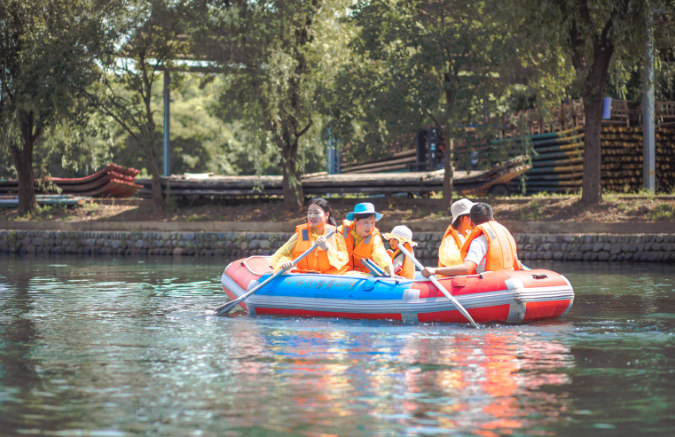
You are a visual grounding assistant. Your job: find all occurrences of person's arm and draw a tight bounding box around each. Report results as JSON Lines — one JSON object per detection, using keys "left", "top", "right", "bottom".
{"left": 371, "top": 234, "right": 395, "bottom": 277}
{"left": 270, "top": 234, "right": 298, "bottom": 272}
{"left": 422, "top": 260, "right": 477, "bottom": 278}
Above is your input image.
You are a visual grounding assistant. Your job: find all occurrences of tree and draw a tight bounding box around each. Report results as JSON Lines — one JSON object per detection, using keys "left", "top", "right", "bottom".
{"left": 504, "top": 0, "right": 675, "bottom": 204}
{"left": 336, "top": 0, "right": 518, "bottom": 208}
{"left": 88, "top": 0, "right": 189, "bottom": 211}
{"left": 204, "top": 0, "right": 348, "bottom": 211}
{"left": 0, "top": 0, "right": 108, "bottom": 214}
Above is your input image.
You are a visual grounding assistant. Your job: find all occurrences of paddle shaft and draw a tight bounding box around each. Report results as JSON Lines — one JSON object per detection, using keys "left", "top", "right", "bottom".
{"left": 215, "top": 228, "right": 336, "bottom": 315}
{"left": 397, "top": 244, "right": 479, "bottom": 328}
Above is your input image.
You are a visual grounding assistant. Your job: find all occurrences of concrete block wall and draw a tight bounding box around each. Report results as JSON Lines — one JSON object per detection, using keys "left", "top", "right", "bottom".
{"left": 1, "top": 230, "right": 675, "bottom": 263}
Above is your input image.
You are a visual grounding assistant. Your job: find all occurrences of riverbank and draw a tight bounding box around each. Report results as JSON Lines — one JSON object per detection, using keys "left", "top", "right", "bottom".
{"left": 3, "top": 228, "right": 675, "bottom": 264}
{"left": 2, "top": 194, "right": 675, "bottom": 224}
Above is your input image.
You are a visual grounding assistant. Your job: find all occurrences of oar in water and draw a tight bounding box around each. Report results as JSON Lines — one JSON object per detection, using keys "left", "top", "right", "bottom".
{"left": 397, "top": 244, "right": 479, "bottom": 329}
{"left": 215, "top": 228, "right": 336, "bottom": 316}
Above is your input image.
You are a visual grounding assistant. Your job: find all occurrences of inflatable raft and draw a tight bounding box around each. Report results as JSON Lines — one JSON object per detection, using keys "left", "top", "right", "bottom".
{"left": 220, "top": 257, "right": 575, "bottom": 324}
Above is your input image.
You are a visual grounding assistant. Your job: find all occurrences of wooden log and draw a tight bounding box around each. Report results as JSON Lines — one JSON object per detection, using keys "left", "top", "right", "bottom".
{"left": 341, "top": 149, "right": 416, "bottom": 170}
{"left": 343, "top": 161, "right": 414, "bottom": 173}
{"left": 536, "top": 142, "right": 584, "bottom": 154}
{"left": 527, "top": 164, "right": 584, "bottom": 174}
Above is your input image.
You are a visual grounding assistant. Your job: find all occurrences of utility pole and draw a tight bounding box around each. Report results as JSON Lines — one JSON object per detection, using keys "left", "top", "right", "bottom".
{"left": 643, "top": 11, "right": 655, "bottom": 192}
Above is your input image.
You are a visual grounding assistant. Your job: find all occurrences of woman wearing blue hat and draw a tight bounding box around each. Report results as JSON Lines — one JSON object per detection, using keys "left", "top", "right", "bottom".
{"left": 337, "top": 203, "right": 394, "bottom": 277}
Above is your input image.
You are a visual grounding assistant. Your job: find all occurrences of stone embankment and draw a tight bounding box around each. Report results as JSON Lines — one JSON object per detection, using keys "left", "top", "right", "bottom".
{"left": 1, "top": 229, "right": 675, "bottom": 263}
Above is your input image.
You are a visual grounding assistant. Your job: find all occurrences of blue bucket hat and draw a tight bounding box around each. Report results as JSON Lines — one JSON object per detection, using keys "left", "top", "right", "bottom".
{"left": 346, "top": 202, "right": 383, "bottom": 221}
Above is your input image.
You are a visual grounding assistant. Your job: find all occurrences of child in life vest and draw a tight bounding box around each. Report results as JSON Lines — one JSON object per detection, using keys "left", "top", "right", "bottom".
{"left": 383, "top": 225, "right": 417, "bottom": 279}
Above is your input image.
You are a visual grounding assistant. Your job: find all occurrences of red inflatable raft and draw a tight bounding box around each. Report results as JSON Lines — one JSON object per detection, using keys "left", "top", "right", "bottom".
{"left": 221, "top": 257, "right": 575, "bottom": 324}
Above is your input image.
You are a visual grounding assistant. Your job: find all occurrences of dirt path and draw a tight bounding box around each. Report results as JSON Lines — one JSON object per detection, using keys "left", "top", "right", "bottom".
{"left": 1, "top": 195, "right": 674, "bottom": 223}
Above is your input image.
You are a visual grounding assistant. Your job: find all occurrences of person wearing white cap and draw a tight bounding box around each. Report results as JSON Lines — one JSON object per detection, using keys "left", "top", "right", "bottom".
{"left": 422, "top": 202, "right": 522, "bottom": 278}
{"left": 436, "top": 198, "right": 476, "bottom": 272}
{"left": 338, "top": 202, "right": 394, "bottom": 277}
{"left": 382, "top": 225, "right": 417, "bottom": 279}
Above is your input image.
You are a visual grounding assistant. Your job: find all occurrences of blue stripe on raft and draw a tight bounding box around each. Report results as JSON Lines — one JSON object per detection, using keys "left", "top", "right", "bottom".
{"left": 254, "top": 273, "right": 412, "bottom": 300}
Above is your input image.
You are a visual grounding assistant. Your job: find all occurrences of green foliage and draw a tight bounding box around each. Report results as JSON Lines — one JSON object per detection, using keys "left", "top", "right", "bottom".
{"left": 0, "top": 0, "right": 111, "bottom": 212}
{"left": 331, "top": 0, "right": 545, "bottom": 168}
{"left": 649, "top": 203, "right": 675, "bottom": 221}
{"left": 203, "top": 0, "right": 351, "bottom": 209}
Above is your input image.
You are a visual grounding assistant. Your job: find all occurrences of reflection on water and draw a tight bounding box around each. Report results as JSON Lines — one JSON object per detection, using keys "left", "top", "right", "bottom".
{"left": 0, "top": 256, "right": 674, "bottom": 436}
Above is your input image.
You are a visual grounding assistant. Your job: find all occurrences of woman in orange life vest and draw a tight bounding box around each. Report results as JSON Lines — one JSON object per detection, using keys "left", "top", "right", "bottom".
{"left": 383, "top": 225, "right": 417, "bottom": 280}
{"left": 421, "top": 202, "right": 522, "bottom": 278}
{"left": 438, "top": 198, "right": 476, "bottom": 269}
{"left": 337, "top": 202, "right": 395, "bottom": 277}
{"left": 270, "top": 198, "right": 348, "bottom": 274}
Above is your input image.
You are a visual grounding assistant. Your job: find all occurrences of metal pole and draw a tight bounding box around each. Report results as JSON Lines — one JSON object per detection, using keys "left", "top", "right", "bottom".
{"left": 643, "top": 12, "right": 655, "bottom": 192}
{"left": 163, "top": 70, "right": 171, "bottom": 177}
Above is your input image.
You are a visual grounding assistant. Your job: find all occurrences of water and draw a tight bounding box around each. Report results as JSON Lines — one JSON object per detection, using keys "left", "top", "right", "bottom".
{"left": 0, "top": 256, "right": 674, "bottom": 437}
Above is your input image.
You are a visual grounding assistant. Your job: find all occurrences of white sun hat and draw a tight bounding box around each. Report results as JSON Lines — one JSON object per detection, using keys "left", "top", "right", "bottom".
{"left": 451, "top": 198, "right": 477, "bottom": 223}
{"left": 382, "top": 225, "right": 418, "bottom": 246}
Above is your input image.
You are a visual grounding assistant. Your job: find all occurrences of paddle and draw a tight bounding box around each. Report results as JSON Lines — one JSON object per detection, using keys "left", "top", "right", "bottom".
{"left": 215, "top": 228, "right": 336, "bottom": 316}
{"left": 397, "top": 244, "right": 479, "bottom": 329}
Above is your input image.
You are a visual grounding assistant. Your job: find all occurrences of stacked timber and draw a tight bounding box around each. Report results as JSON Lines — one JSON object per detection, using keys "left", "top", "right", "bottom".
{"left": 341, "top": 149, "right": 417, "bottom": 173}
{"left": 0, "top": 164, "right": 141, "bottom": 198}
{"left": 601, "top": 126, "right": 675, "bottom": 193}
{"left": 510, "top": 128, "right": 585, "bottom": 193}
{"left": 601, "top": 127, "right": 643, "bottom": 192}
{"left": 136, "top": 156, "right": 529, "bottom": 198}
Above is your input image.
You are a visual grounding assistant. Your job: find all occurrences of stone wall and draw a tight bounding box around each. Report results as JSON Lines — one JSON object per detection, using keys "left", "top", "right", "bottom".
{"left": 1, "top": 229, "right": 674, "bottom": 263}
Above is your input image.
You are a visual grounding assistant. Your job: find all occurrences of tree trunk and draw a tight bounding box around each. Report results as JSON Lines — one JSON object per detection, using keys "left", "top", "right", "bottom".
{"left": 281, "top": 139, "right": 303, "bottom": 211}
{"left": 580, "top": 48, "right": 613, "bottom": 204}
{"left": 442, "top": 137, "right": 454, "bottom": 210}
{"left": 10, "top": 116, "right": 39, "bottom": 215}
{"left": 581, "top": 96, "right": 604, "bottom": 204}
{"left": 146, "top": 142, "right": 165, "bottom": 211}
{"left": 11, "top": 143, "right": 37, "bottom": 215}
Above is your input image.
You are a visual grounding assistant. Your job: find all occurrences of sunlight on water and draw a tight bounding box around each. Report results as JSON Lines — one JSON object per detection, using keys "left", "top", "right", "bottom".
{"left": 0, "top": 256, "right": 674, "bottom": 436}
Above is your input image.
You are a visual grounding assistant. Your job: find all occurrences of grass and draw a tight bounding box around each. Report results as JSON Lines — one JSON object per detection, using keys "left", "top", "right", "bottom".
{"left": 519, "top": 199, "right": 545, "bottom": 221}
{"left": 648, "top": 203, "right": 675, "bottom": 221}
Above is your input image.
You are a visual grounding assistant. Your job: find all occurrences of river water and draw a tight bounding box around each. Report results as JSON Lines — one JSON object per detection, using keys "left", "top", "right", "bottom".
{"left": 0, "top": 255, "right": 673, "bottom": 437}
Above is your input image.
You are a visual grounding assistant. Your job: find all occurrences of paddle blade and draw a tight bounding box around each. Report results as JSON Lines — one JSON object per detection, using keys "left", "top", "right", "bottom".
{"left": 215, "top": 298, "right": 240, "bottom": 316}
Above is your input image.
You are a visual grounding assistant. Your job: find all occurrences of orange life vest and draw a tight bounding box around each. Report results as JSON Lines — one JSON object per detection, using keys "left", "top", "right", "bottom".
{"left": 460, "top": 220, "right": 520, "bottom": 273}
{"left": 389, "top": 242, "right": 415, "bottom": 279}
{"left": 292, "top": 223, "right": 339, "bottom": 274}
{"left": 438, "top": 225, "right": 465, "bottom": 268}
{"left": 339, "top": 220, "right": 379, "bottom": 273}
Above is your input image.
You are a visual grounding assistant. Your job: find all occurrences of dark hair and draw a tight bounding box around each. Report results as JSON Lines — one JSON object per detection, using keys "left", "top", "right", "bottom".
{"left": 452, "top": 214, "right": 469, "bottom": 229}
{"left": 469, "top": 203, "right": 493, "bottom": 225}
{"left": 308, "top": 197, "right": 337, "bottom": 227}
{"left": 354, "top": 213, "right": 376, "bottom": 221}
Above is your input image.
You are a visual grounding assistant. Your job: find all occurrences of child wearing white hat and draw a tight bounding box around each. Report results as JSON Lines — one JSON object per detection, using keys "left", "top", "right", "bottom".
{"left": 383, "top": 225, "right": 418, "bottom": 279}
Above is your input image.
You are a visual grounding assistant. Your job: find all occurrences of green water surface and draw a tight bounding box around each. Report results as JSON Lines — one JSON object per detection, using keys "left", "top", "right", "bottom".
{"left": 0, "top": 255, "right": 673, "bottom": 436}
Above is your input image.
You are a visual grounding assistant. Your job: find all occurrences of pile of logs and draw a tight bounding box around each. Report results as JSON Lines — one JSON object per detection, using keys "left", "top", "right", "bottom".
{"left": 136, "top": 156, "right": 529, "bottom": 199}
{"left": 601, "top": 126, "right": 675, "bottom": 193}
{"left": 341, "top": 149, "right": 417, "bottom": 174}
{"left": 0, "top": 164, "right": 141, "bottom": 198}
{"left": 510, "top": 125, "right": 675, "bottom": 194}
{"left": 510, "top": 127, "right": 584, "bottom": 194}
